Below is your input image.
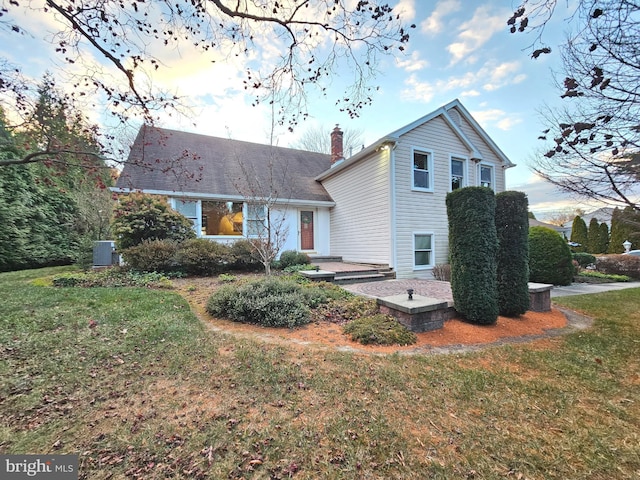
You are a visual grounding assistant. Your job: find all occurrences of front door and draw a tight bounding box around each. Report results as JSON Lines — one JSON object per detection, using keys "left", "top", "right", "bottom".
{"left": 300, "top": 210, "right": 314, "bottom": 251}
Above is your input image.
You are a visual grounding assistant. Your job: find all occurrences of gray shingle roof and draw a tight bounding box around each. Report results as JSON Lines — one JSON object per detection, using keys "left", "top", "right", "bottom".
{"left": 116, "top": 126, "right": 334, "bottom": 203}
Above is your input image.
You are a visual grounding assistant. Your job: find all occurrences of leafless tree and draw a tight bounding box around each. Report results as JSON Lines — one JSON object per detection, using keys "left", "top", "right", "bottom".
{"left": 290, "top": 124, "right": 364, "bottom": 158}
{"left": 510, "top": 0, "right": 640, "bottom": 210}
{"left": 1, "top": 1, "right": 413, "bottom": 169}
{"left": 231, "top": 151, "right": 292, "bottom": 276}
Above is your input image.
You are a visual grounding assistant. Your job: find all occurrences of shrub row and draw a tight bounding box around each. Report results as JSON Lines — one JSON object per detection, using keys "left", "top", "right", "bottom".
{"left": 596, "top": 254, "right": 640, "bottom": 279}
{"left": 121, "top": 238, "right": 263, "bottom": 275}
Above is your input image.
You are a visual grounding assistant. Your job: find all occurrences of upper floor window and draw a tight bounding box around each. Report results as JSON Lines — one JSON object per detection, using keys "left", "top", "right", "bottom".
{"left": 413, "top": 149, "right": 433, "bottom": 191}
{"left": 480, "top": 164, "right": 494, "bottom": 190}
{"left": 451, "top": 157, "right": 465, "bottom": 191}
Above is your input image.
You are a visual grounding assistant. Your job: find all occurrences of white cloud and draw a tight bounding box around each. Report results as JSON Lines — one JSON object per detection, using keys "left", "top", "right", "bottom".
{"left": 421, "top": 0, "right": 461, "bottom": 35}
{"left": 471, "top": 108, "right": 522, "bottom": 132}
{"left": 395, "top": 50, "right": 429, "bottom": 72}
{"left": 447, "top": 5, "right": 508, "bottom": 64}
{"left": 401, "top": 61, "right": 526, "bottom": 102}
{"left": 394, "top": 0, "right": 416, "bottom": 22}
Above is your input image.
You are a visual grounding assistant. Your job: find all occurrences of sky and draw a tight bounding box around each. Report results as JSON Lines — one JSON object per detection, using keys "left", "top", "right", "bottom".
{"left": 1, "top": 0, "right": 600, "bottom": 220}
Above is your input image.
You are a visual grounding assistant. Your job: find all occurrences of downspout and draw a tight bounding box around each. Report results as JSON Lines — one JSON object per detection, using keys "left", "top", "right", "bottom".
{"left": 389, "top": 141, "right": 398, "bottom": 272}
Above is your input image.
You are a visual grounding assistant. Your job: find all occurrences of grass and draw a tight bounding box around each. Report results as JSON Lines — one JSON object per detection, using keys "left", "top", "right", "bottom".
{"left": 1, "top": 267, "right": 639, "bottom": 479}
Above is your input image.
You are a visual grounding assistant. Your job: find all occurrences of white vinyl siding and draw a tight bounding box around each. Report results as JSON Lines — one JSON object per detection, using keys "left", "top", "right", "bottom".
{"left": 393, "top": 116, "right": 473, "bottom": 278}
{"left": 321, "top": 149, "right": 391, "bottom": 265}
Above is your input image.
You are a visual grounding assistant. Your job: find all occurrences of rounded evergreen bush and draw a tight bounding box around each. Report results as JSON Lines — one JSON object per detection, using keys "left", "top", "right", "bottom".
{"left": 446, "top": 187, "right": 498, "bottom": 325}
{"left": 529, "top": 226, "right": 574, "bottom": 285}
{"left": 111, "top": 193, "right": 195, "bottom": 250}
{"left": 279, "top": 250, "right": 311, "bottom": 269}
{"left": 229, "top": 239, "right": 262, "bottom": 271}
{"left": 121, "top": 239, "right": 178, "bottom": 273}
{"left": 572, "top": 252, "right": 596, "bottom": 269}
{"left": 206, "top": 278, "right": 311, "bottom": 328}
{"left": 343, "top": 314, "right": 417, "bottom": 346}
{"left": 176, "top": 238, "right": 233, "bottom": 276}
{"left": 495, "top": 191, "right": 530, "bottom": 316}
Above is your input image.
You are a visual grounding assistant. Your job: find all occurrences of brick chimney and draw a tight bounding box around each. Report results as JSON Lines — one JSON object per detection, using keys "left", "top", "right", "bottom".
{"left": 330, "top": 125, "right": 344, "bottom": 165}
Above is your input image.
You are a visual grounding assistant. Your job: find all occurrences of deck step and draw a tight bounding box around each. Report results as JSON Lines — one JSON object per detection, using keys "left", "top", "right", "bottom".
{"left": 333, "top": 273, "right": 387, "bottom": 285}
{"left": 310, "top": 255, "right": 343, "bottom": 262}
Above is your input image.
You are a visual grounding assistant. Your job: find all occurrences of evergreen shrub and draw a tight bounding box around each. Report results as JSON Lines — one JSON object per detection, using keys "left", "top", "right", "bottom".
{"left": 229, "top": 239, "right": 262, "bottom": 271}
{"left": 206, "top": 278, "right": 311, "bottom": 328}
{"left": 111, "top": 193, "right": 195, "bottom": 250}
{"left": 121, "top": 239, "right": 179, "bottom": 273}
{"left": 176, "top": 239, "right": 233, "bottom": 276}
{"left": 343, "top": 315, "right": 417, "bottom": 346}
{"left": 279, "top": 250, "right": 311, "bottom": 269}
{"left": 446, "top": 187, "right": 498, "bottom": 325}
{"left": 529, "top": 226, "right": 574, "bottom": 285}
{"left": 572, "top": 252, "right": 596, "bottom": 268}
{"left": 495, "top": 191, "right": 530, "bottom": 316}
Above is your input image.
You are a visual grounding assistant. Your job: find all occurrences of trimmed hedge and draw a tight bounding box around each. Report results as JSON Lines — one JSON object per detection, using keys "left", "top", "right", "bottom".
{"left": 121, "top": 239, "right": 179, "bottom": 273}
{"left": 446, "top": 187, "right": 498, "bottom": 325}
{"left": 529, "top": 226, "right": 574, "bottom": 285}
{"left": 596, "top": 254, "right": 640, "bottom": 279}
{"left": 176, "top": 238, "right": 233, "bottom": 276}
{"left": 279, "top": 250, "right": 311, "bottom": 269}
{"left": 495, "top": 191, "right": 530, "bottom": 316}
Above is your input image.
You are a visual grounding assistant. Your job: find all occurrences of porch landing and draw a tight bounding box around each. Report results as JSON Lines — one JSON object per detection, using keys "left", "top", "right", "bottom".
{"left": 309, "top": 258, "right": 395, "bottom": 284}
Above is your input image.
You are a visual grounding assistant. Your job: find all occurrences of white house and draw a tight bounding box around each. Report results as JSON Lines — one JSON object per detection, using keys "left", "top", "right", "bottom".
{"left": 114, "top": 99, "right": 515, "bottom": 278}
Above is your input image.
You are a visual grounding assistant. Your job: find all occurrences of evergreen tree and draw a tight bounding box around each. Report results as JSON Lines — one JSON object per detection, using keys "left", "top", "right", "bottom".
{"left": 570, "top": 215, "right": 588, "bottom": 252}
{"left": 609, "top": 207, "right": 640, "bottom": 252}
{"left": 587, "top": 217, "right": 600, "bottom": 253}
{"left": 597, "top": 222, "right": 610, "bottom": 254}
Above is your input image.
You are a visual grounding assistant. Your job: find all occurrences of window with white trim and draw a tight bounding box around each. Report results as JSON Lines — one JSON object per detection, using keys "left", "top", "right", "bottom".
{"left": 246, "top": 204, "right": 267, "bottom": 237}
{"left": 174, "top": 199, "right": 199, "bottom": 233}
{"left": 451, "top": 157, "right": 465, "bottom": 191}
{"left": 201, "top": 201, "right": 243, "bottom": 236}
{"left": 479, "top": 164, "right": 494, "bottom": 189}
{"left": 412, "top": 149, "right": 433, "bottom": 191}
{"left": 414, "top": 233, "right": 434, "bottom": 269}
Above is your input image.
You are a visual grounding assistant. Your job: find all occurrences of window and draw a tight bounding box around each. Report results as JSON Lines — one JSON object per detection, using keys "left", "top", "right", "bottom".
{"left": 413, "top": 150, "right": 433, "bottom": 191}
{"left": 246, "top": 204, "right": 267, "bottom": 237}
{"left": 174, "top": 199, "right": 199, "bottom": 232}
{"left": 201, "top": 201, "right": 243, "bottom": 236}
{"left": 414, "top": 233, "right": 433, "bottom": 269}
{"left": 480, "top": 165, "right": 494, "bottom": 189}
{"left": 451, "top": 157, "right": 465, "bottom": 191}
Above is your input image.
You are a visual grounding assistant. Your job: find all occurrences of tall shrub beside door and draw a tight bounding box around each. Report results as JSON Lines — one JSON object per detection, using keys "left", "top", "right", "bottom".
{"left": 446, "top": 187, "right": 498, "bottom": 325}
{"left": 495, "top": 191, "right": 530, "bottom": 316}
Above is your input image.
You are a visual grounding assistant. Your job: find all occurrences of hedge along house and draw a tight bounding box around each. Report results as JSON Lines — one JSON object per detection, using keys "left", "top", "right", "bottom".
{"left": 114, "top": 99, "right": 514, "bottom": 278}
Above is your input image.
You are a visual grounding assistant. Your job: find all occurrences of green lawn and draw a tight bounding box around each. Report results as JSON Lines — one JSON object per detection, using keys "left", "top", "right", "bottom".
{"left": 1, "top": 267, "right": 639, "bottom": 479}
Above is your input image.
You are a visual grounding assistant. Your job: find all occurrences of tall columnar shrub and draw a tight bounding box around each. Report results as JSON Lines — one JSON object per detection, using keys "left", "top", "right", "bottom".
{"left": 529, "top": 226, "right": 574, "bottom": 285}
{"left": 587, "top": 217, "right": 601, "bottom": 253}
{"left": 446, "top": 187, "right": 498, "bottom": 325}
{"left": 495, "top": 191, "right": 530, "bottom": 316}
{"left": 597, "top": 222, "right": 610, "bottom": 254}
{"left": 570, "top": 216, "right": 588, "bottom": 252}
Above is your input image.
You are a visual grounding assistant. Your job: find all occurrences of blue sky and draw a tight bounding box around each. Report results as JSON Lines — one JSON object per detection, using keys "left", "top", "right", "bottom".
{"left": 1, "top": 0, "right": 593, "bottom": 219}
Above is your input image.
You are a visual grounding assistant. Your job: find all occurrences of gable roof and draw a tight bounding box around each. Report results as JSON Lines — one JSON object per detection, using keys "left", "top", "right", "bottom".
{"left": 115, "top": 125, "right": 334, "bottom": 204}
{"left": 317, "top": 99, "right": 514, "bottom": 181}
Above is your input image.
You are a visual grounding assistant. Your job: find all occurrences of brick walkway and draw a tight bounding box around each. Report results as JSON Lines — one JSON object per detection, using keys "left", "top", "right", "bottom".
{"left": 343, "top": 279, "right": 454, "bottom": 305}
